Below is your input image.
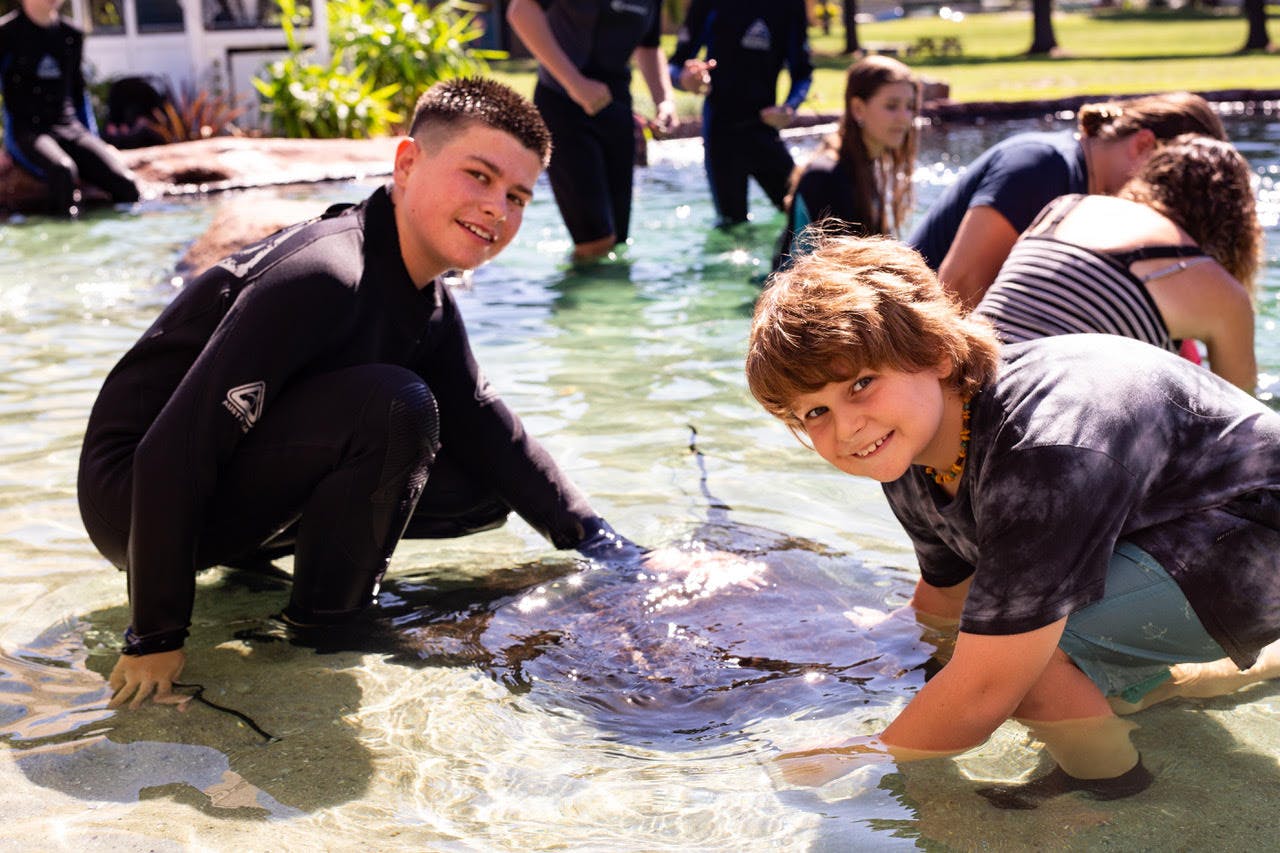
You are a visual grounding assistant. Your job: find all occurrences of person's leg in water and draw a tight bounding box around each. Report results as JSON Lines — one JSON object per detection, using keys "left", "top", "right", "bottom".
{"left": 746, "top": 123, "right": 796, "bottom": 218}
{"left": 1109, "top": 639, "right": 1280, "bottom": 715}
{"left": 196, "top": 364, "right": 439, "bottom": 625}
{"left": 10, "top": 130, "right": 83, "bottom": 216}
{"left": 976, "top": 648, "right": 1152, "bottom": 810}
{"left": 978, "top": 542, "right": 1239, "bottom": 808}
{"left": 535, "top": 84, "right": 629, "bottom": 264}
{"left": 51, "top": 122, "right": 141, "bottom": 205}
{"left": 704, "top": 117, "right": 751, "bottom": 227}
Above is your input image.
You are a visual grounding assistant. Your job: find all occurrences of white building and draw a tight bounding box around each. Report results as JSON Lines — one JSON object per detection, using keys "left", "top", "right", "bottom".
{"left": 68, "top": 0, "right": 328, "bottom": 107}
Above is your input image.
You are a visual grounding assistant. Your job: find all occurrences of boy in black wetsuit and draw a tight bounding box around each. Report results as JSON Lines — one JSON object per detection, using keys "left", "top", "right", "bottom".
{"left": 669, "top": 0, "right": 812, "bottom": 227}
{"left": 0, "top": 0, "right": 140, "bottom": 215}
{"left": 79, "top": 78, "right": 648, "bottom": 710}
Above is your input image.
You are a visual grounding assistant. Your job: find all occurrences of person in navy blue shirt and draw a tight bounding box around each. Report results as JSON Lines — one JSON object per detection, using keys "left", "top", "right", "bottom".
{"left": 669, "top": 0, "right": 813, "bottom": 227}
{"left": 907, "top": 92, "right": 1224, "bottom": 310}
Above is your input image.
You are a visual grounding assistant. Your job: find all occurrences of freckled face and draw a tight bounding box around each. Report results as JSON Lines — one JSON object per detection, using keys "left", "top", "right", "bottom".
{"left": 790, "top": 366, "right": 952, "bottom": 482}
{"left": 392, "top": 123, "right": 542, "bottom": 285}
{"left": 851, "top": 81, "right": 916, "bottom": 158}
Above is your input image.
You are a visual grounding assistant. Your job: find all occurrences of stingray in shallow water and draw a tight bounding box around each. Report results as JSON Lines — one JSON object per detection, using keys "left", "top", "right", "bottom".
{"left": 285, "top": 426, "right": 946, "bottom": 748}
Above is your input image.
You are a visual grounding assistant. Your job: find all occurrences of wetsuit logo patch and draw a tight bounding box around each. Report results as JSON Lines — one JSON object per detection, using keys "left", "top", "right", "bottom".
{"left": 610, "top": 0, "right": 649, "bottom": 16}
{"left": 223, "top": 381, "right": 266, "bottom": 431}
{"left": 36, "top": 55, "right": 61, "bottom": 79}
{"left": 741, "top": 19, "right": 772, "bottom": 51}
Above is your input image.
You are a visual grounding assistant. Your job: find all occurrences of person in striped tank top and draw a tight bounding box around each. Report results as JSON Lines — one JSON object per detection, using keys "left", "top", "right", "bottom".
{"left": 975, "top": 135, "right": 1261, "bottom": 391}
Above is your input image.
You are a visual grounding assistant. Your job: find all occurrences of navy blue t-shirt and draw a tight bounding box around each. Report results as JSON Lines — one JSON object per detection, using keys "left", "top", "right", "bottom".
{"left": 883, "top": 335, "right": 1280, "bottom": 668}
{"left": 907, "top": 130, "right": 1087, "bottom": 270}
{"left": 534, "top": 0, "right": 662, "bottom": 100}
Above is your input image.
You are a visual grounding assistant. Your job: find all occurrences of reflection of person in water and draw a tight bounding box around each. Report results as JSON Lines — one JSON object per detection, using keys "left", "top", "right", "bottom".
{"left": 0, "top": 0, "right": 142, "bottom": 216}
{"left": 747, "top": 234, "right": 1280, "bottom": 806}
{"left": 76, "top": 78, "right": 727, "bottom": 714}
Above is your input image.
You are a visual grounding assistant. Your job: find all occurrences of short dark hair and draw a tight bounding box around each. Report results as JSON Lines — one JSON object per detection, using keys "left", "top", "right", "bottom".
{"left": 408, "top": 77, "right": 552, "bottom": 166}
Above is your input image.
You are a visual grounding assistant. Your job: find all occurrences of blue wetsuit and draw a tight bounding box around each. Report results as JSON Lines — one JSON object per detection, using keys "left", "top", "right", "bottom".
{"left": 907, "top": 130, "right": 1086, "bottom": 271}
{"left": 78, "top": 185, "right": 635, "bottom": 656}
{"left": 0, "top": 8, "right": 139, "bottom": 214}
{"left": 669, "top": 0, "right": 813, "bottom": 225}
{"left": 531, "top": 0, "right": 662, "bottom": 246}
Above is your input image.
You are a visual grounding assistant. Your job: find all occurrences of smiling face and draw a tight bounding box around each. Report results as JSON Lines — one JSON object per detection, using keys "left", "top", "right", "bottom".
{"left": 851, "top": 81, "right": 916, "bottom": 158}
{"left": 391, "top": 122, "right": 543, "bottom": 286}
{"left": 790, "top": 364, "right": 955, "bottom": 483}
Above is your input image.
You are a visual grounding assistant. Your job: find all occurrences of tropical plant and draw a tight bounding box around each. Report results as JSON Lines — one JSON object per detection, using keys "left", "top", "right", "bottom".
{"left": 143, "top": 85, "right": 248, "bottom": 142}
{"left": 253, "top": 0, "right": 499, "bottom": 138}
{"left": 253, "top": 0, "right": 401, "bottom": 138}
{"left": 327, "top": 0, "right": 501, "bottom": 124}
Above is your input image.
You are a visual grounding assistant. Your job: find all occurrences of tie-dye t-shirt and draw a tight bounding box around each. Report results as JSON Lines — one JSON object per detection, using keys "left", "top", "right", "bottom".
{"left": 882, "top": 334, "right": 1280, "bottom": 668}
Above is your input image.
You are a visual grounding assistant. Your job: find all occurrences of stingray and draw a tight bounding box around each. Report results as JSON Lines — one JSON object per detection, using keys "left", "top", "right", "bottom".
{"left": 267, "top": 426, "right": 944, "bottom": 749}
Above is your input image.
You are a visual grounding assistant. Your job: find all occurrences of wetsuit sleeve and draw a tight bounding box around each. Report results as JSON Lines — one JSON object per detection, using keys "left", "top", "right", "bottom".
{"left": 69, "top": 27, "right": 96, "bottom": 132}
{"left": 668, "top": 0, "right": 709, "bottom": 87}
{"left": 782, "top": 1, "right": 813, "bottom": 111}
{"left": 124, "top": 265, "right": 356, "bottom": 652}
{"left": 640, "top": 1, "right": 661, "bottom": 49}
{"left": 971, "top": 143, "right": 1074, "bottom": 237}
{"left": 418, "top": 286, "right": 602, "bottom": 551}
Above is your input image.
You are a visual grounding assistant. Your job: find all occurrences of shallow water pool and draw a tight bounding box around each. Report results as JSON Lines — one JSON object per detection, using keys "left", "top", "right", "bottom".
{"left": 1, "top": 113, "right": 1278, "bottom": 851}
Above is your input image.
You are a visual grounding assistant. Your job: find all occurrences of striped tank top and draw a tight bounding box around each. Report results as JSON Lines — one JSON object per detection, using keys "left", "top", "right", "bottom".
{"left": 975, "top": 195, "right": 1208, "bottom": 352}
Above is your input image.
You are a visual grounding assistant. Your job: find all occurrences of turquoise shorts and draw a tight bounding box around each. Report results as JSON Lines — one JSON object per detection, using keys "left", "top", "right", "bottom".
{"left": 1058, "top": 542, "right": 1228, "bottom": 704}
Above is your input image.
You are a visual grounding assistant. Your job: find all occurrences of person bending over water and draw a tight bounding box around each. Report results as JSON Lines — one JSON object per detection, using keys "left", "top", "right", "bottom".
{"left": 746, "top": 235, "right": 1280, "bottom": 804}
{"left": 0, "top": 0, "right": 141, "bottom": 216}
{"left": 78, "top": 79, "right": 697, "bottom": 711}
{"left": 772, "top": 55, "right": 918, "bottom": 273}
{"left": 976, "top": 135, "right": 1261, "bottom": 392}
{"left": 507, "top": 0, "right": 678, "bottom": 263}
{"left": 907, "top": 91, "right": 1226, "bottom": 309}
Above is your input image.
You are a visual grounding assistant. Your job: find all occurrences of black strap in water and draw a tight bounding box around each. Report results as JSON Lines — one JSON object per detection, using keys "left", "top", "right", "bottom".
{"left": 172, "top": 681, "right": 279, "bottom": 743}
{"left": 688, "top": 424, "right": 732, "bottom": 524}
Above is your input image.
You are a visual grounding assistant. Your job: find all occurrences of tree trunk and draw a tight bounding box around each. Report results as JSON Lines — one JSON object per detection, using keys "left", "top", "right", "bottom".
{"left": 1242, "top": 0, "right": 1272, "bottom": 50}
{"left": 842, "top": 0, "right": 861, "bottom": 55}
{"left": 1028, "top": 0, "right": 1058, "bottom": 55}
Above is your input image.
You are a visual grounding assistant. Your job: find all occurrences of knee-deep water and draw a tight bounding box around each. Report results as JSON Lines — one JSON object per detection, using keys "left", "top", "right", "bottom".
{"left": 1, "top": 113, "right": 1278, "bottom": 851}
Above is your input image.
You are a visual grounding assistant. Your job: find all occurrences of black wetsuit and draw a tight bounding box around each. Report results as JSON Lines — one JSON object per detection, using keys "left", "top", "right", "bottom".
{"left": 669, "top": 0, "right": 813, "bottom": 225}
{"left": 531, "top": 0, "right": 662, "bottom": 245}
{"left": 78, "top": 185, "right": 631, "bottom": 655}
{"left": 0, "top": 9, "right": 140, "bottom": 215}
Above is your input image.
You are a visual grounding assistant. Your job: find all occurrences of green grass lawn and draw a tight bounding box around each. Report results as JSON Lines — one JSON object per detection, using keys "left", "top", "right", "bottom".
{"left": 490, "top": 7, "right": 1280, "bottom": 119}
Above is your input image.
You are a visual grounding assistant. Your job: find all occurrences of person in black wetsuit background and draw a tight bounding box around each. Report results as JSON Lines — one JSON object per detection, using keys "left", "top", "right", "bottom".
{"left": 668, "top": 0, "right": 813, "bottom": 227}
{"left": 0, "top": 0, "right": 140, "bottom": 216}
{"left": 506, "top": 0, "right": 678, "bottom": 263}
{"left": 78, "top": 78, "right": 658, "bottom": 710}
